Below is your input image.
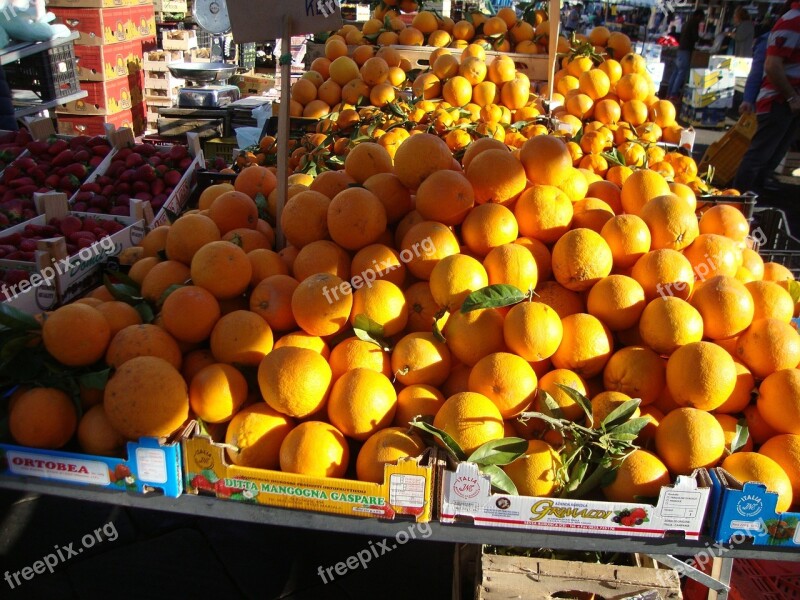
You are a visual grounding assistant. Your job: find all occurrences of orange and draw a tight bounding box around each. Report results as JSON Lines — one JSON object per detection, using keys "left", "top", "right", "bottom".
{"left": 762, "top": 262, "right": 795, "bottom": 282}
{"left": 461, "top": 137, "right": 507, "bottom": 170}
{"left": 106, "top": 324, "right": 182, "bottom": 370}
{"left": 586, "top": 275, "right": 645, "bottom": 331}
{"left": 329, "top": 337, "right": 390, "bottom": 381}
{"left": 698, "top": 204, "right": 750, "bottom": 243}
{"left": 655, "top": 407, "right": 726, "bottom": 475}
{"left": 209, "top": 310, "right": 273, "bottom": 367}
{"left": 350, "top": 279, "right": 408, "bottom": 337}
{"left": 351, "top": 244, "right": 406, "bottom": 288}
{"left": 42, "top": 304, "right": 111, "bottom": 367}
{"left": 292, "top": 240, "right": 351, "bottom": 282}
{"left": 600, "top": 214, "right": 651, "bottom": 269}
{"left": 95, "top": 301, "right": 142, "bottom": 340}
{"left": 640, "top": 193, "right": 699, "bottom": 251}
{"left": 140, "top": 260, "right": 191, "bottom": 303}
{"left": 198, "top": 183, "right": 235, "bottom": 211}
{"left": 404, "top": 281, "right": 446, "bottom": 333}
{"left": 557, "top": 167, "right": 590, "bottom": 202}
{"left": 745, "top": 281, "right": 795, "bottom": 323}
{"left": 140, "top": 225, "right": 170, "bottom": 258}
{"left": 551, "top": 313, "right": 613, "bottom": 378}
{"left": 649, "top": 100, "right": 677, "bottom": 128}
{"left": 615, "top": 73, "right": 649, "bottom": 102}
{"left": 631, "top": 249, "right": 695, "bottom": 302}
{"left": 714, "top": 360, "right": 755, "bottom": 414}
{"left": 327, "top": 187, "right": 387, "bottom": 251}
{"left": 248, "top": 275, "right": 298, "bottom": 332}
{"left": 468, "top": 352, "right": 537, "bottom": 418}
{"left": 77, "top": 404, "right": 125, "bottom": 456}
{"left": 502, "top": 440, "right": 562, "bottom": 497}
{"left": 191, "top": 241, "right": 252, "bottom": 300}
{"left": 442, "top": 307, "right": 506, "bottom": 367}
{"left": 503, "top": 301, "right": 563, "bottom": 362}
{"left": 209, "top": 191, "right": 259, "bottom": 234}
{"left": 415, "top": 170, "right": 474, "bottom": 225}
{"left": 639, "top": 296, "right": 703, "bottom": 355}
{"left": 461, "top": 203, "right": 518, "bottom": 257}
{"left": 394, "top": 384, "right": 445, "bottom": 427}
{"left": 291, "top": 273, "right": 353, "bottom": 337}
{"left": 515, "top": 237, "right": 552, "bottom": 281}
{"left": 327, "top": 368, "right": 397, "bottom": 440}
{"left": 344, "top": 141, "right": 393, "bottom": 184}
{"left": 279, "top": 421, "right": 349, "bottom": 478}
{"left": 465, "top": 149, "right": 527, "bottom": 206}
{"left": 394, "top": 133, "right": 454, "bottom": 190}
{"left": 182, "top": 348, "right": 216, "bottom": 383}
{"left": 104, "top": 356, "right": 189, "bottom": 439}
{"left": 758, "top": 368, "right": 800, "bottom": 435}
{"left": 127, "top": 256, "right": 160, "bottom": 285}
{"left": 224, "top": 403, "right": 294, "bottom": 469}
{"left": 363, "top": 173, "right": 413, "bottom": 224}
{"left": 606, "top": 32, "right": 632, "bottom": 59}
{"left": 620, "top": 170, "right": 671, "bottom": 215}
{"left": 690, "top": 275, "right": 754, "bottom": 340}
{"left": 667, "top": 341, "right": 737, "bottom": 411}
{"left": 588, "top": 391, "right": 639, "bottom": 427}
{"left": 309, "top": 169, "right": 356, "bottom": 199}
{"left": 483, "top": 243, "right": 538, "bottom": 292}
{"left": 10, "top": 388, "right": 77, "bottom": 449}
{"left": 161, "top": 285, "right": 221, "bottom": 344}
{"left": 165, "top": 214, "right": 221, "bottom": 265}
{"left": 259, "top": 346, "right": 332, "bottom": 418}
{"left": 551, "top": 228, "right": 613, "bottom": 292}
{"left": 536, "top": 368, "right": 588, "bottom": 422}
{"left": 714, "top": 413, "right": 754, "bottom": 453}
{"left": 722, "top": 452, "right": 793, "bottom": 512}
{"left": 356, "top": 427, "right": 425, "bottom": 483}
{"left": 760, "top": 434, "right": 800, "bottom": 505}
{"left": 392, "top": 332, "right": 452, "bottom": 387}
{"left": 603, "top": 345, "right": 666, "bottom": 407}
{"left": 683, "top": 233, "right": 742, "bottom": 280}
{"left": 602, "top": 449, "right": 671, "bottom": 503}
{"left": 189, "top": 363, "right": 248, "bottom": 424}
{"left": 234, "top": 165, "right": 277, "bottom": 200}
{"left": 741, "top": 248, "right": 765, "bottom": 280}
{"left": 433, "top": 391, "right": 505, "bottom": 454}
{"left": 534, "top": 280, "right": 585, "bottom": 319}
{"left": 280, "top": 190, "right": 330, "bottom": 249}
{"left": 519, "top": 135, "right": 572, "bottom": 186}
{"left": 274, "top": 331, "right": 330, "bottom": 359}
{"left": 401, "top": 221, "right": 461, "bottom": 280}
{"left": 514, "top": 185, "right": 574, "bottom": 244}
{"left": 429, "top": 254, "right": 489, "bottom": 312}
{"left": 222, "top": 228, "right": 271, "bottom": 253}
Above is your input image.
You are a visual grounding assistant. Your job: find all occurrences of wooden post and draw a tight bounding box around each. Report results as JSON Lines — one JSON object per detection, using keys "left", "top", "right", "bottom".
{"left": 275, "top": 14, "right": 292, "bottom": 251}
{"left": 547, "top": 0, "right": 561, "bottom": 107}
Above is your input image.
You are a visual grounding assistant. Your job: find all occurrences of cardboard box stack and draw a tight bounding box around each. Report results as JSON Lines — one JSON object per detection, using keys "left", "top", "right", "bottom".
{"left": 142, "top": 48, "right": 186, "bottom": 131}
{"left": 48, "top": 0, "right": 156, "bottom": 135}
{"left": 709, "top": 54, "right": 754, "bottom": 94}
{"left": 680, "top": 67, "right": 736, "bottom": 128}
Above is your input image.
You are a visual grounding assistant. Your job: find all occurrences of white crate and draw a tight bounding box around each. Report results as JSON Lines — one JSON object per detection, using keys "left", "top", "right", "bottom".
{"left": 688, "top": 68, "right": 736, "bottom": 92}
{"left": 145, "top": 86, "right": 182, "bottom": 99}
{"left": 143, "top": 49, "right": 185, "bottom": 72}
{"left": 144, "top": 72, "right": 185, "bottom": 90}
{"left": 154, "top": 0, "right": 187, "bottom": 11}
{"left": 709, "top": 55, "right": 753, "bottom": 78}
{"left": 162, "top": 29, "right": 197, "bottom": 50}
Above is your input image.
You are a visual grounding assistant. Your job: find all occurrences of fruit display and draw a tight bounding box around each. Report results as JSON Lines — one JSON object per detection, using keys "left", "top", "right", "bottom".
{"left": 0, "top": 216, "right": 125, "bottom": 262}
{"left": 0, "top": 134, "right": 113, "bottom": 229}
{"left": 0, "top": 129, "right": 35, "bottom": 172}
{"left": 71, "top": 142, "right": 195, "bottom": 215}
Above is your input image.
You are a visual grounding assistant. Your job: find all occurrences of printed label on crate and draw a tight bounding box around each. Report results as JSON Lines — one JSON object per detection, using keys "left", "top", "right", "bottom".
{"left": 388, "top": 473, "right": 426, "bottom": 508}
{"left": 7, "top": 450, "right": 111, "bottom": 485}
{"left": 135, "top": 447, "right": 168, "bottom": 484}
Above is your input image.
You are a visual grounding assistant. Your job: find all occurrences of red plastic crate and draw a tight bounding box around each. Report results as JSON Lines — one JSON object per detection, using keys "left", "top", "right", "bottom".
{"left": 729, "top": 560, "right": 800, "bottom": 600}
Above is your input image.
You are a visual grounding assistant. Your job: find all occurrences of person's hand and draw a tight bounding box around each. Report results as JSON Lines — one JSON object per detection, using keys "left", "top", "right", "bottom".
{"left": 789, "top": 96, "right": 800, "bottom": 113}
{"left": 739, "top": 101, "right": 754, "bottom": 114}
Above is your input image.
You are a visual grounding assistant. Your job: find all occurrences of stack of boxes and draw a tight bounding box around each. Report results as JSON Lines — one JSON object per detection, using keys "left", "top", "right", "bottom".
{"left": 47, "top": 0, "right": 156, "bottom": 135}
{"left": 680, "top": 67, "right": 736, "bottom": 128}
{"left": 709, "top": 55, "right": 754, "bottom": 96}
{"left": 142, "top": 48, "right": 186, "bottom": 131}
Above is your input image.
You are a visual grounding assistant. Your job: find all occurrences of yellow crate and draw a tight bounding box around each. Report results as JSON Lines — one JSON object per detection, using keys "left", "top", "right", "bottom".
{"left": 698, "top": 112, "right": 758, "bottom": 187}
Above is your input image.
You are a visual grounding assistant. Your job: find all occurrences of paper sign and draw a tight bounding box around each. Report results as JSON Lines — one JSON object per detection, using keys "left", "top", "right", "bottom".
{"left": 227, "top": 0, "right": 343, "bottom": 42}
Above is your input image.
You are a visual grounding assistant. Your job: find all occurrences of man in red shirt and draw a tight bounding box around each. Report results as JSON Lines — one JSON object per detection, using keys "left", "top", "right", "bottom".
{"left": 734, "top": 2, "right": 800, "bottom": 193}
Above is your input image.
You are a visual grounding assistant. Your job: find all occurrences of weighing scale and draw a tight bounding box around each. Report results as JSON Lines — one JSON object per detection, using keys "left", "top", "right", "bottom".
{"left": 168, "top": 0, "right": 241, "bottom": 108}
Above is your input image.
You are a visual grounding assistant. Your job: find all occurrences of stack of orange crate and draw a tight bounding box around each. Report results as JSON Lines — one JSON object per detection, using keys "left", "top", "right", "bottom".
{"left": 46, "top": 0, "right": 157, "bottom": 136}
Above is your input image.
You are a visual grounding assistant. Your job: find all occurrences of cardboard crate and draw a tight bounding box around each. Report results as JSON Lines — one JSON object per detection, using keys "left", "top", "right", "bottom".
{"left": 473, "top": 548, "right": 682, "bottom": 600}
{"left": 710, "top": 468, "right": 800, "bottom": 548}
{"left": 709, "top": 55, "right": 753, "bottom": 78}
{"left": 680, "top": 104, "right": 728, "bottom": 129}
{"left": 182, "top": 430, "right": 436, "bottom": 521}
{"left": 128, "top": 4, "right": 157, "bottom": 39}
{"left": 688, "top": 68, "right": 736, "bottom": 93}
{"left": 143, "top": 49, "right": 185, "bottom": 71}
{"left": 58, "top": 75, "right": 143, "bottom": 115}
{"left": 73, "top": 39, "right": 144, "bottom": 82}
{"left": 162, "top": 29, "right": 198, "bottom": 50}
{"left": 699, "top": 112, "right": 759, "bottom": 187}
{"left": 683, "top": 87, "right": 735, "bottom": 109}
{"left": 0, "top": 193, "right": 147, "bottom": 306}
{"left": 236, "top": 73, "right": 275, "bottom": 97}
{"left": 144, "top": 95, "right": 174, "bottom": 108}
{"left": 46, "top": 0, "right": 127, "bottom": 7}
{"left": 144, "top": 71, "right": 184, "bottom": 90}
{"left": 154, "top": 0, "right": 187, "bottom": 10}
{"left": 51, "top": 6, "right": 132, "bottom": 45}
{"left": 0, "top": 436, "right": 183, "bottom": 497}
{"left": 144, "top": 85, "right": 181, "bottom": 100}
{"left": 440, "top": 460, "right": 712, "bottom": 539}
{"left": 57, "top": 103, "right": 146, "bottom": 136}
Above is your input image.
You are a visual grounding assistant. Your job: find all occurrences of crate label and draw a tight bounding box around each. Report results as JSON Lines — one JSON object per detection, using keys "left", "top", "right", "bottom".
{"left": 389, "top": 473, "right": 426, "bottom": 508}
{"left": 135, "top": 447, "right": 168, "bottom": 483}
{"left": 729, "top": 519, "right": 761, "bottom": 532}
{"left": 660, "top": 490, "right": 703, "bottom": 518}
{"left": 7, "top": 450, "right": 110, "bottom": 485}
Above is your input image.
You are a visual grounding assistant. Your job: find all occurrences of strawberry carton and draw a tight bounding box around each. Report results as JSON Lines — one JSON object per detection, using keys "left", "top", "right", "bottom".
{"left": 182, "top": 425, "right": 437, "bottom": 522}
{"left": 70, "top": 129, "right": 203, "bottom": 226}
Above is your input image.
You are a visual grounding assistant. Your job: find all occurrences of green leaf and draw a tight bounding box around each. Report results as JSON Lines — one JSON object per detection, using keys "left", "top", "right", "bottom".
{"left": 601, "top": 398, "right": 642, "bottom": 430}
{"left": 134, "top": 302, "right": 155, "bottom": 324}
{"left": 254, "top": 193, "right": 270, "bottom": 222}
{"left": 564, "top": 460, "right": 589, "bottom": 494}
{"left": 105, "top": 269, "right": 140, "bottom": 291}
{"left": 432, "top": 307, "right": 448, "bottom": 343}
{"left": 461, "top": 284, "right": 525, "bottom": 313}
{"left": 353, "top": 325, "right": 391, "bottom": 351}
{"left": 540, "top": 389, "right": 564, "bottom": 420}
{"left": 609, "top": 417, "right": 650, "bottom": 438}
{"left": 0, "top": 303, "right": 41, "bottom": 331}
{"left": 554, "top": 384, "right": 593, "bottom": 423}
{"left": 352, "top": 314, "right": 391, "bottom": 351}
{"left": 786, "top": 280, "right": 800, "bottom": 304}
{"left": 409, "top": 417, "right": 466, "bottom": 461}
{"left": 731, "top": 420, "right": 750, "bottom": 454}
{"left": 467, "top": 437, "right": 528, "bottom": 466}
{"left": 78, "top": 368, "right": 110, "bottom": 390}
{"left": 103, "top": 274, "right": 143, "bottom": 304}
{"left": 479, "top": 465, "right": 518, "bottom": 495}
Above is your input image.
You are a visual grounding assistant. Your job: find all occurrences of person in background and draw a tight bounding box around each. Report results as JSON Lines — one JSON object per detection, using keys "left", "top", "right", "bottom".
{"left": 734, "top": 1, "right": 800, "bottom": 194}
{"left": 666, "top": 9, "right": 706, "bottom": 102}
{"left": 729, "top": 7, "right": 755, "bottom": 57}
{"left": 0, "top": 66, "right": 16, "bottom": 132}
{"left": 565, "top": 4, "right": 581, "bottom": 34}
{"left": 739, "top": 11, "right": 783, "bottom": 114}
